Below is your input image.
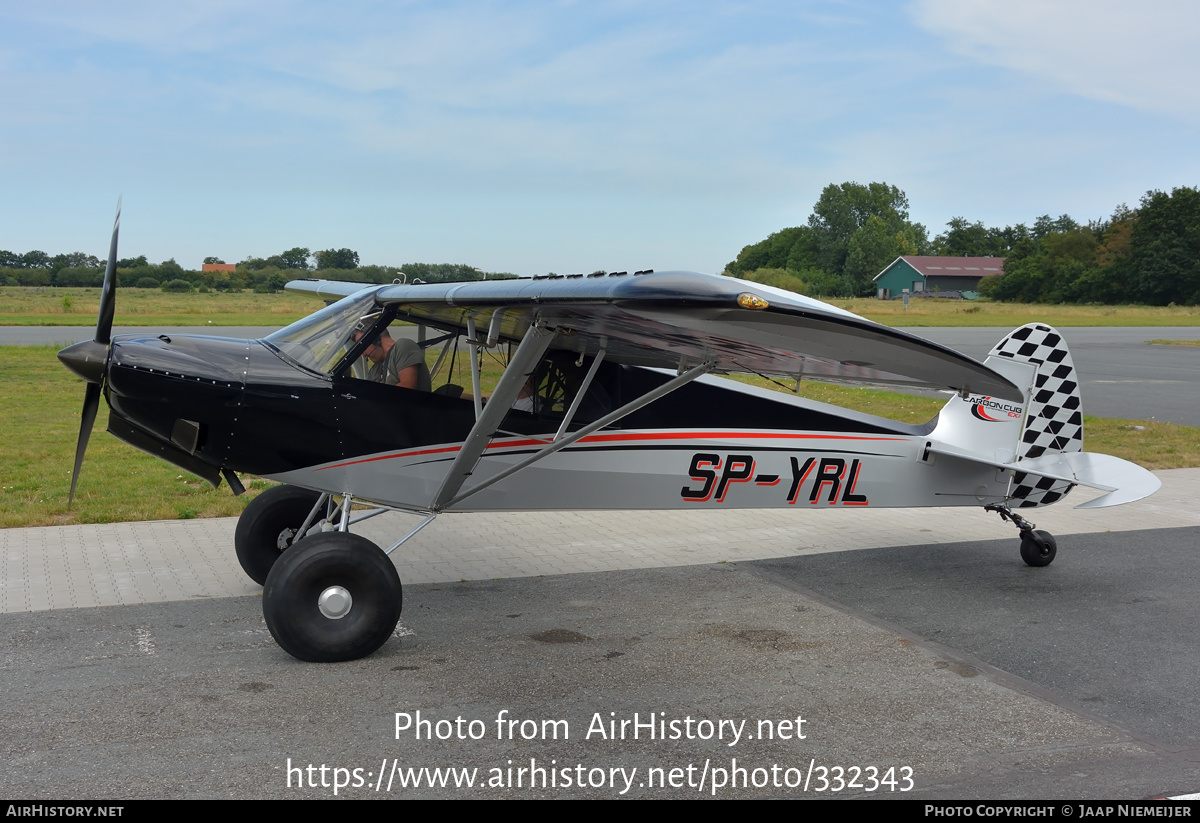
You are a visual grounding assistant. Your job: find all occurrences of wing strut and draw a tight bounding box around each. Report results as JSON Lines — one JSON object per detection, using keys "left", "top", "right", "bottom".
{"left": 554, "top": 344, "right": 606, "bottom": 442}
{"left": 440, "top": 360, "right": 713, "bottom": 511}
{"left": 467, "top": 316, "right": 484, "bottom": 419}
{"left": 431, "top": 323, "right": 558, "bottom": 509}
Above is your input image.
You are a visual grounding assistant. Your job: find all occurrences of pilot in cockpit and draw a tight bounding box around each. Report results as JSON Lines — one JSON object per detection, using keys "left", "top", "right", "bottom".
{"left": 352, "top": 325, "right": 432, "bottom": 391}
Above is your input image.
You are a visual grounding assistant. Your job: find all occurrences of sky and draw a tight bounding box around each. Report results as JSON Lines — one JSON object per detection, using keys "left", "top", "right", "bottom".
{"left": 2, "top": 0, "right": 1198, "bottom": 275}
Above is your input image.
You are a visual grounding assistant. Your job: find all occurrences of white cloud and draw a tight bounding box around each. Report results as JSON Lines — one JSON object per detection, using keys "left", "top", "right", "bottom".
{"left": 8, "top": 1, "right": 1200, "bottom": 272}
{"left": 910, "top": 0, "right": 1200, "bottom": 118}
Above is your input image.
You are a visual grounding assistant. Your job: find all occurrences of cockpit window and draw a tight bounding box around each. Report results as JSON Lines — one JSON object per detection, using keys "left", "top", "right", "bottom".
{"left": 265, "top": 290, "right": 380, "bottom": 375}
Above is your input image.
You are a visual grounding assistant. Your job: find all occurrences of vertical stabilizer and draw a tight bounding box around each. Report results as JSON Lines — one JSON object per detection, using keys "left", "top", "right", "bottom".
{"left": 930, "top": 355, "right": 1032, "bottom": 465}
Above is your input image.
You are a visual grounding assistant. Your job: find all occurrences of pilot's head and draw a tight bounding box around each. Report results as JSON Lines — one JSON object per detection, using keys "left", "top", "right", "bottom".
{"left": 353, "top": 325, "right": 393, "bottom": 364}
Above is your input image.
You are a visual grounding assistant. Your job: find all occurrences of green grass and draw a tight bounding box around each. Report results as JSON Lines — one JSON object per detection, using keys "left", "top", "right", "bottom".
{"left": 0, "top": 286, "right": 318, "bottom": 327}
{"left": 0, "top": 341, "right": 509, "bottom": 528}
{"left": 727, "top": 374, "right": 945, "bottom": 422}
{"left": 1148, "top": 339, "right": 1200, "bottom": 346}
{"left": 0, "top": 346, "right": 265, "bottom": 528}
{"left": 4, "top": 341, "right": 1196, "bottom": 529}
{"left": 1082, "top": 417, "right": 1200, "bottom": 470}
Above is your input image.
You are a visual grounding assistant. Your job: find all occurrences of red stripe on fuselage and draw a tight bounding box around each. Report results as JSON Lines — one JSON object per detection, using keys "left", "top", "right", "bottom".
{"left": 315, "top": 430, "right": 907, "bottom": 471}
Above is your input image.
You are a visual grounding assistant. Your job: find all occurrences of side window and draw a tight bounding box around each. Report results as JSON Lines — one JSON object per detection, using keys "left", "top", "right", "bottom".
{"left": 265, "top": 291, "right": 380, "bottom": 375}
{"left": 346, "top": 319, "right": 433, "bottom": 392}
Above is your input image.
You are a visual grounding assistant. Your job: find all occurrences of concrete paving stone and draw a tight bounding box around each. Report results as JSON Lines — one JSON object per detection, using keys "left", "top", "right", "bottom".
{"left": 0, "top": 468, "right": 1197, "bottom": 614}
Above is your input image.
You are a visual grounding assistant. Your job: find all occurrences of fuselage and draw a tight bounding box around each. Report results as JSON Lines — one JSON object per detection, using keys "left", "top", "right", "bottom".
{"left": 97, "top": 332, "right": 1011, "bottom": 513}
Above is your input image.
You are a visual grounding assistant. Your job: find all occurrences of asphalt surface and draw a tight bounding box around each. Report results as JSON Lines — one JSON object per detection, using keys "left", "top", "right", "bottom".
{"left": 911, "top": 327, "right": 1200, "bottom": 427}
{"left": 3, "top": 533, "right": 1198, "bottom": 800}
{"left": 754, "top": 527, "right": 1200, "bottom": 752}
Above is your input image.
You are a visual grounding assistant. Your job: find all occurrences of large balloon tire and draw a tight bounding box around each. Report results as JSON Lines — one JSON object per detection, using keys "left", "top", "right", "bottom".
{"left": 234, "top": 485, "right": 323, "bottom": 585}
{"left": 262, "top": 532, "right": 403, "bottom": 663}
{"left": 1020, "top": 529, "right": 1057, "bottom": 567}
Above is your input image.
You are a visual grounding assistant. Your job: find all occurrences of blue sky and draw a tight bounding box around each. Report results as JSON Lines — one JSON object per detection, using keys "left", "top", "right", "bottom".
{"left": 2, "top": 1, "right": 1197, "bottom": 274}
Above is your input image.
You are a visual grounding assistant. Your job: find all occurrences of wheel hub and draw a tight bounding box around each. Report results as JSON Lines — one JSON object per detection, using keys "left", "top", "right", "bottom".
{"left": 276, "top": 528, "right": 297, "bottom": 551}
{"left": 318, "top": 585, "right": 353, "bottom": 619}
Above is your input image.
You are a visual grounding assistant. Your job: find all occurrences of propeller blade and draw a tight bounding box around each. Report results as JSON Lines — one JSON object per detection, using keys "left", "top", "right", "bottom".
{"left": 67, "top": 199, "right": 120, "bottom": 507}
{"left": 68, "top": 382, "right": 102, "bottom": 508}
{"left": 95, "top": 198, "right": 121, "bottom": 345}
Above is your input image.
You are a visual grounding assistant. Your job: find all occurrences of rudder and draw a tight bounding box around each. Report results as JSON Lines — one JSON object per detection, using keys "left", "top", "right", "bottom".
{"left": 988, "top": 323, "right": 1083, "bottom": 507}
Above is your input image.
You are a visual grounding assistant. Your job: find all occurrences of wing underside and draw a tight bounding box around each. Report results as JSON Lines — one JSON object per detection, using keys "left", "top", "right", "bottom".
{"left": 285, "top": 271, "right": 1022, "bottom": 401}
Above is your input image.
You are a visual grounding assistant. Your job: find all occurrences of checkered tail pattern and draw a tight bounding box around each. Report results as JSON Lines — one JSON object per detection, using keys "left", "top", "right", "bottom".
{"left": 988, "top": 323, "right": 1083, "bottom": 508}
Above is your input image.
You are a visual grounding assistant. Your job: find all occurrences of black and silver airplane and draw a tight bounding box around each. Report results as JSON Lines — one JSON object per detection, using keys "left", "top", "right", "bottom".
{"left": 59, "top": 207, "right": 1159, "bottom": 662}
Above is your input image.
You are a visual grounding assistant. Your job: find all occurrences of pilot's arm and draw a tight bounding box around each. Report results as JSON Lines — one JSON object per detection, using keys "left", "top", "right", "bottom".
{"left": 395, "top": 365, "right": 419, "bottom": 389}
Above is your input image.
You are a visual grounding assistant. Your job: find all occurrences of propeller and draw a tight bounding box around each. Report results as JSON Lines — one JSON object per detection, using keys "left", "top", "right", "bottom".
{"left": 58, "top": 199, "right": 121, "bottom": 506}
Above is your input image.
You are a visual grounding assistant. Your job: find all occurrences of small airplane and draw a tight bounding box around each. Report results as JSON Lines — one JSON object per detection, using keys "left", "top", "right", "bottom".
{"left": 59, "top": 207, "right": 1160, "bottom": 663}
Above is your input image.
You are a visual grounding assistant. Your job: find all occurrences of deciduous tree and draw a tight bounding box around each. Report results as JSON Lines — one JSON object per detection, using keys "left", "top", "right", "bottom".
{"left": 1130, "top": 187, "right": 1200, "bottom": 305}
{"left": 314, "top": 248, "right": 359, "bottom": 269}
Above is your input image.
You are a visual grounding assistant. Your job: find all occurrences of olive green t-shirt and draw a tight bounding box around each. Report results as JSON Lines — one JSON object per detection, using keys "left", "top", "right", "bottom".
{"left": 367, "top": 338, "right": 431, "bottom": 391}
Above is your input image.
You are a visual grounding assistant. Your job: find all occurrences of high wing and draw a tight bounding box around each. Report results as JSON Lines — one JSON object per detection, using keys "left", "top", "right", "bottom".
{"left": 286, "top": 270, "right": 1022, "bottom": 401}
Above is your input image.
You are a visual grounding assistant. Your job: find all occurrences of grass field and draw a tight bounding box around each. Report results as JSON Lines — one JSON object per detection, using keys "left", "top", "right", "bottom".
{"left": 0, "top": 286, "right": 322, "bottom": 327}
{"left": 3, "top": 344, "right": 1196, "bottom": 529}
{"left": 0, "top": 346, "right": 267, "bottom": 528}
{"left": 5, "top": 286, "right": 1200, "bottom": 328}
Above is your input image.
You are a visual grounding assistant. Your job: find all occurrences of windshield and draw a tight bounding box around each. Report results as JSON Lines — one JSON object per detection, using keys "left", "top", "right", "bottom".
{"left": 265, "top": 289, "right": 381, "bottom": 374}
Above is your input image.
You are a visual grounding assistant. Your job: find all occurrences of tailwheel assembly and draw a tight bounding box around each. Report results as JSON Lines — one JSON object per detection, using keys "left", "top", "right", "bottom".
{"left": 985, "top": 504, "right": 1058, "bottom": 567}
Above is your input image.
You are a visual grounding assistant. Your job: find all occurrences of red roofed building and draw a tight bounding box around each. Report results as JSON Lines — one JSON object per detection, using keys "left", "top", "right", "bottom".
{"left": 873, "top": 256, "right": 1004, "bottom": 299}
{"left": 202, "top": 263, "right": 236, "bottom": 273}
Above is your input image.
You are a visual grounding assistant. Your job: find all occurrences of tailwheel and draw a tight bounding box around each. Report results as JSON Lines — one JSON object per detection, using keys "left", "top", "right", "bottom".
{"left": 262, "top": 532, "right": 402, "bottom": 662}
{"left": 234, "top": 485, "right": 324, "bottom": 585}
{"left": 985, "top": 504, "right": 1058, "bottom": 568}
{"left": 1019, "top": 529, "right": 1057, "bottom": 567}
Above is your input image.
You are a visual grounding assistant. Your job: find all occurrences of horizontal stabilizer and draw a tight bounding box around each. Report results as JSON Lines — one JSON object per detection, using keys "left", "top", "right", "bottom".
{"left": 925, "top": 442, "right": 1160, "bottom": 508}
{"left": 1065, "top": 454, "right": 1162, "bottom": 508}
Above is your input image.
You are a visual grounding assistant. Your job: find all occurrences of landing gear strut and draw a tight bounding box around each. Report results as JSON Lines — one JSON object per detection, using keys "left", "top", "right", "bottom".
{"left": 234, "top": 485, "right": 326, "bottom": 584}
{"left": 239, "top": 491, "right": 420, "bottom": 662}
{"left": 985, "top": 504, "right": 1057, "bottom": 567}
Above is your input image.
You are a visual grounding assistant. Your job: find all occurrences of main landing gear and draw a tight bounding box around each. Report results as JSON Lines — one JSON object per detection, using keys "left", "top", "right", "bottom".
{"left": 985, "top": 504, "right": 1057, "bottom": 567}
{"left": 262, "top": 532, "right": 403, "bottom": 663}
{"left": 234, "top": 485, "right": 420, "bottom": 662}
{"left": 234, "top": 485, "right": 324, "bottom": 585}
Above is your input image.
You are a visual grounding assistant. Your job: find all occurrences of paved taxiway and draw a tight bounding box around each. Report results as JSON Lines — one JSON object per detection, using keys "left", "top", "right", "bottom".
{"left": 1, "top": 473, "right": 1198, "bottom": 798}
{"left": 913, "top": 327, "right": 1200, "bottom": 428}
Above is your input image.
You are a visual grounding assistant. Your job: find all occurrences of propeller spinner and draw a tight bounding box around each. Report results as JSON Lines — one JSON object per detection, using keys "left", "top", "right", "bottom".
{"left": 57, "top": 200, "right": 121, "bottom": 506}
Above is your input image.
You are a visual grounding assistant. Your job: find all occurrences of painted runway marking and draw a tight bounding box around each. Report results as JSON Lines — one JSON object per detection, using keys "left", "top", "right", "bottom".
{"left": 135, "top": 625, "right": 156, "bottom": 656}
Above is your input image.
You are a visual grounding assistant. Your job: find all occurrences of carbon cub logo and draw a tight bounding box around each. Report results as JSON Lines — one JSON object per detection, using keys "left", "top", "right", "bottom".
{"left": 965, "top": 395, "right": 1024, "bottom": 423}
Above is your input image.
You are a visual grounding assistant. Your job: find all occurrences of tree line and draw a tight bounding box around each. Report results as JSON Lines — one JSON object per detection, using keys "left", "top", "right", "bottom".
{"left": 726, "top": 183, "right": 1200, "bottom": 305}
{"left": 10, "top": 184, "right": 1199, "bottom": 304}
{"left": 0, "top": 245, "right": 517, "bottom": 292}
